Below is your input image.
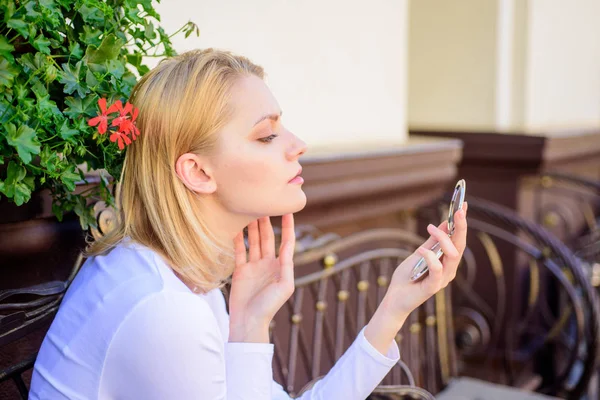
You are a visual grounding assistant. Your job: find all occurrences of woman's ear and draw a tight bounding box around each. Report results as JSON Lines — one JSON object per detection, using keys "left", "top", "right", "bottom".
{"left": 175, "top": 153, "right": 217, "bottom": 194}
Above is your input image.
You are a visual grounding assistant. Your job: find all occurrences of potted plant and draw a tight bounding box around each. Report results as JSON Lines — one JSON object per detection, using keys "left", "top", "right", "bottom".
{"left": 0, "top": 0, "right": 199, "bottom": 289}
{"left": 1, "top": 0, "right": 198, "bottom": 228}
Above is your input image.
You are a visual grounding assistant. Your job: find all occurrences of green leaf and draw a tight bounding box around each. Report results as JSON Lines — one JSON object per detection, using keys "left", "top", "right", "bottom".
{"left": 122, "top": 70, "right": 138, "bottom": 88}
{"left": 126, "top": 52, "right": 142, "bottom": 67}
{"left": 69, "top": 42, "right": 83, "bottom": 59}
{"left": 40, "top": 0, "right": 59, "bottom": 14}
{"left": 14, "top": 83, "right": 29, "bottom": 101}
{"left": 135, "top": 0, "right": 154, "bottom": 12}
{"left": 59, "top": 61, "right": 89, "bottom": 97}
{"left": 85, "top": 68, "right": 99, "bottom": 87}
{"left": 80, "top": 26, "right": 102, "bottom": 46}
{"left": 143, "top": 20, "right": 156, "bottom": 40}
{"left": 106, "top": 59, "right": 125, "bottom": 79}
{"left": 40, "top": 7, "right": 61, "bottom": 29}
{"left": 129, "top": 27, "right": 145, "bottom": 41}
{"left": 60, "top": 166, "right": 81, "bottom": 192}
{"left": 28, "top": 25, "right": 37, "bottom": 42}
{"left": 31, "top": 78, "right": 48, "bottom": 98}
{"left": 0, "top": 57, "right": 19, "bottom": 89}
{"left": 18, "top": 53, "right": 44, "bottom": 73}
{"left": 0, "top": 35, "right": 15, "bottom": 62}
{"left": 74, "top": 195, "right": 96, "bottom": 230}
{"left": 63, "top": 95, "right": 97, "bottom": 118}
{"left": 0, "top": 36, "right": 13, "bottom": 53}
{"left": 55, "top": 0, "right": 73, "bottom": 9}
{"left": 3, "top": 1, "right": 16, "bottom": 22}
{"left": 79, "top": 4, "right": 105, "bottom": 24}
{"left": 85, "top": 34, "right": 125, "bottom": 65}
{"left": 126, "top": 52, "right": 149, "bottom": 75}
{"left": 24, "top": 2, "right": 42, "bottom": 20}
{"left": 40, "top": 145, "right": 59, "bottom": 173}
{"left": 36, "top": 94, "right": 60, "bottom": 119}
{"left": 59, "top": 120, "right": 79, "bottom": 141}
{"left": 52, "top": 201, "right": 64, "bottom": 221}
{"left": 0, "top": 161, "right": 32, "bottom": 205}
{"left": 33, "top": 35, "right": 51, "bottom": 54}
{"left": 5, "top": 123, "right": 41, "bottom": 164}
{"left": 7, "top": 18, "right": 29, "bottom": 39}
{"left": 125, "top": 8, "right": 144, "bottom": 24}
{"left": 0, "top": 100, "right": 15, "bottom": 124}
{"left": 16, "top": 98, "right": 35, "bottom": 121}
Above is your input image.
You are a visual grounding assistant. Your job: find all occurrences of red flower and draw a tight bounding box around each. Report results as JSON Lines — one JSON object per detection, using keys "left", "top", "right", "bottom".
{"left": 110, "top": 101, "right": 130, "bottom": 127}
{"left": 88, "top": 98, "right": 119, "bottom": 134}
{"left": 129, "top": 107, "right": 140, "bottom": 140}
{"left": 111, "top": 101, "right": 140, "bottom": 139}
{"left": 110, "top": 130, "right": 132, "bottom": 150}
{"left": 88, "top": 97, "right": 141, "bottom": 150}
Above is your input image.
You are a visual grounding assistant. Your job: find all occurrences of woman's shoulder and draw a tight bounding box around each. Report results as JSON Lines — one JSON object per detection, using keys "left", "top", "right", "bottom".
{"left": 32, "top": 244, "right": 222, "bottom": 399}
{"left": 71, "top": 238, "right": 190, "bottom": 299}
{"left": 51, "top": 240, "right": 199, "bottom": 349}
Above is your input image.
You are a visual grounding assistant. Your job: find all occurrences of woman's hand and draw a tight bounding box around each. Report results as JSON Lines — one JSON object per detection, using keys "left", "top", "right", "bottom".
{"left": 365, "top": 203, "right": 468, "bottom": 353}
{"left": 228, "top": 214, "right": 296, "bottom": 343}
{"left": 388, "top": 202, "right": 468, "bottom": 317}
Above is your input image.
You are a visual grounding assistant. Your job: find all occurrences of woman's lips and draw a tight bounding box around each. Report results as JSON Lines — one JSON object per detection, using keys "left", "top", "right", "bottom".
{"left": 288, "top": 176, "right": 304, "bottom": 184}
{"left": 288, "top": 167, "right": 303, "bottom": 184}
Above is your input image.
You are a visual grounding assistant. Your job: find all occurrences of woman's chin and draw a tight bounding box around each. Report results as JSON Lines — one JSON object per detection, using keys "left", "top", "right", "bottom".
{"left": 240, "top": 190, "right": 307, "bottom": 218}
{"left": 291, "top": 191, "right": 307, "bottom": 213}
{"left": 274, "top": 190, "right": 307, "bottom": 216}
{"left": 275, "top": 192, "right": 306, "bottom": 216}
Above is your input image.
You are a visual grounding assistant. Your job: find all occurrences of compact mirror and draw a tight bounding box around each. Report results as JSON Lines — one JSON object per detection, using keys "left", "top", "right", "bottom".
{"left": 446, "top": 179, "right": 466, "bottom": 235}
{"left": 410, "top": 179, "right": 466, "bottom": 282}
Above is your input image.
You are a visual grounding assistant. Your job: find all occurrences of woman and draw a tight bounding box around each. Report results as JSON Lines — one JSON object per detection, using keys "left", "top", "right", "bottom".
{"left": 30, "top": 49, "right": 468, "bottom": 399}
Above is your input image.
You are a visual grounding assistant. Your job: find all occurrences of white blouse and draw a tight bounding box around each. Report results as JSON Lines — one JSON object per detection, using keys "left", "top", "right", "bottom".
{"left": 30, "top": 240, "right": 400, "bottom": 399}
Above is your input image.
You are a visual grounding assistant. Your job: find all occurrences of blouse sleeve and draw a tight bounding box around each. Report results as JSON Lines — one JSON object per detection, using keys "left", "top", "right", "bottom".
{"left": 100, "top": 291, "right": 275, "bottom": 399}
{"left": 270, "top": 327, "right": 400, "bottom": 400}
{"left": 211, "top": 289, "right": 401, "bottom": 400}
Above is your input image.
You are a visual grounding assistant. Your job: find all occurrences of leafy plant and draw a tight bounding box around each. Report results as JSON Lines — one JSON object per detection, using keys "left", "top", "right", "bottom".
{"left": 0, "top": 0, "right": 198, "bottom": 228}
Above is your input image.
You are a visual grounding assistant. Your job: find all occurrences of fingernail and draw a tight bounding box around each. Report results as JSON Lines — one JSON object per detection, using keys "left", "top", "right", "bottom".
{"left": 427, "top": 224, "right": 435, "bottom": 230}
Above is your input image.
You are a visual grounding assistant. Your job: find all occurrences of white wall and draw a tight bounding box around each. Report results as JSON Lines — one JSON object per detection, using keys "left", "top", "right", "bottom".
{"left": 148, "top": 0, "right": 409, "bottom": 147}
{"left": 408, "top": 0, "right": 600, "bottom": 133}
{"left": 408, "top": 0, "right": 499, "bottom": 130}
{"left": 525, "top": 0, "right": 600, "bottom": 131}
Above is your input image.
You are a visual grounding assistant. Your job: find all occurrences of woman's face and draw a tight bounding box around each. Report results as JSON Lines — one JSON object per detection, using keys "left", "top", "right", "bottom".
{"left": 209, "top": 74, "right": 307, "bottom": 218}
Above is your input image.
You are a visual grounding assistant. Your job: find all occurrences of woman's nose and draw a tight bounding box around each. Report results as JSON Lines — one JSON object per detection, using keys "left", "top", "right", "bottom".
{"left": 287, "top": 136, "right": 307, "bottom": 161}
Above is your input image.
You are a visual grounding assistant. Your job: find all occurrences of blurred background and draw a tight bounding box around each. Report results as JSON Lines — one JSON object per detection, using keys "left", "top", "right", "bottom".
{"left": 1, "top": 1, "right": 600, "bottom": 399}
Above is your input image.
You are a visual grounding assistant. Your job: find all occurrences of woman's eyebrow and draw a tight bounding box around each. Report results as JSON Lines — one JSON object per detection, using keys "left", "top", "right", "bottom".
{"left": 253, "top": 110, "right": 282, "bottom": 127}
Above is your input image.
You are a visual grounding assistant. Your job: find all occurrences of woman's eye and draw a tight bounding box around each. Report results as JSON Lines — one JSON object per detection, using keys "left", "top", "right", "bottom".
{"left": 258, "top": 134, "right": 278, "bottom": 143}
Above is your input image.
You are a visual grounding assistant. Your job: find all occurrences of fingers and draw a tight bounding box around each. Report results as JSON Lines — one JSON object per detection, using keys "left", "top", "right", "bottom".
{"left": 247, "top": 220, "right": 261, "bottom": 262}
{"left": 279, "top": 214, "right": 296, "bottom": 283}
{"left": 279, "top": 214, "right": 295, "bottom": 263}
{"left": 452, "top": 202, "right": 468, "bottom": 253}
{"left": 242, "top": 215, "right": 295, "bottom": 264}
{"left": 233, "top": 232, "right": 247, "bottom": 266}
{"left": 412, "top": 202, "right": 468, "bottom": 291}
{"left": 258, "top": 217, "right": 275, "bottom": 258}
{"left": 427, "top": 223, "right": 459, "bottom": 259}
{"left": 279, "top": 214, "right": 296, "bottom": 262}
{"left": 417, "top": 247, "right": 443, "bottom": 291}
{"left": 420, "top": 220, "right": 449, "bottom": 250}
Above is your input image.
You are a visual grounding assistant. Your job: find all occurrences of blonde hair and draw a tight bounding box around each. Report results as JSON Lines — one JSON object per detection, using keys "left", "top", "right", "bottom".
{"left": 86, "top": 48, "right": 264, "bottom": 292}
